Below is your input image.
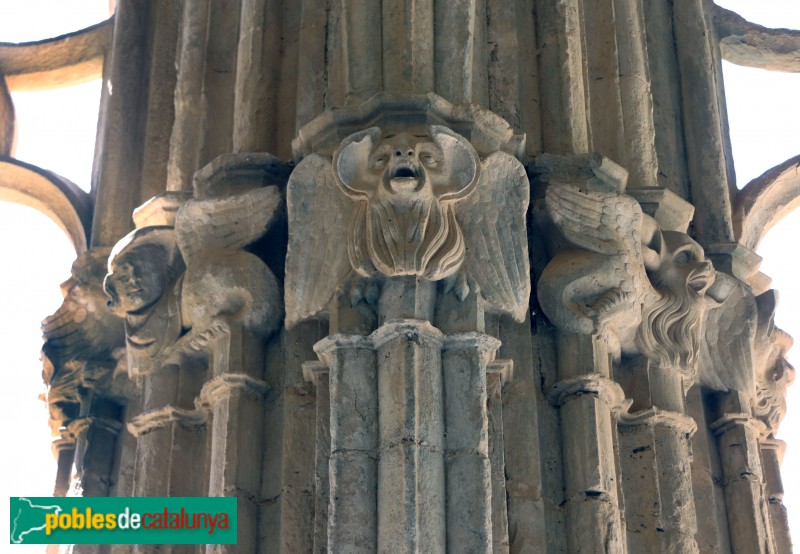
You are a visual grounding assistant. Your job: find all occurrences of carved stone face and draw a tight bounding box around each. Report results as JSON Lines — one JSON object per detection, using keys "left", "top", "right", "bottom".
{"left": 367, "top": 133, "right": 445, "bottom": 197}
{"left": 105, "top": 244, "right": 170, "bottom": 316}
{"left": 333, "top": 125, "right": 480, "bottom": 279}
{"left": 653, "top": 231, "right": 715, "bottom": 298}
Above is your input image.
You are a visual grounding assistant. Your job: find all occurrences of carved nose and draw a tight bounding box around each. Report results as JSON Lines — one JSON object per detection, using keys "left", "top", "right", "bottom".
{"left": 395, "top": 150, "right": 414, "bottom": 157}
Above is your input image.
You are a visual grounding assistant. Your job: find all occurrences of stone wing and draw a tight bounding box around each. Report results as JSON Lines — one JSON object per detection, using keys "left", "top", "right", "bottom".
{"left": 42, "top": 280, "right": 122, "bottom": 364}
{"left": 458, "top": 151, "right": 530, "bottom": 322}
{"left": 176, "top": 186, "right": 282, "bottom": 263}
{"left": 698, "top": 272, "right": 757, "bottom": 394}
{"left": 545, "top": 183, "right": 643, "bottom": 260}
{"left": 285, "top": 154, "right": 354, "bottom": 327}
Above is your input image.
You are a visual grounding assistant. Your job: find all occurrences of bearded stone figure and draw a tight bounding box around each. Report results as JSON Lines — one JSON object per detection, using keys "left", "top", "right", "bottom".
{"left": 333, "top": 127, "right": 477, "bottom": 280}
{"left": 635, "top": 230, "right": 716, "bottom": 371}
{"left": 286, "top": 123, "right": 530, "bottom": 326}
{"left": 539, "top": 183, "right": 715, "bottom": 371}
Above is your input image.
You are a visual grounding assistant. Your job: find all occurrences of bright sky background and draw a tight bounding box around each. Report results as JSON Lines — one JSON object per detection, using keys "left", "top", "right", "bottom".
{"left": 0, "top": 2, "right": 110, "bottom": 551}
{"left": 0, "top": 0, "right": 799, "bottom": 550}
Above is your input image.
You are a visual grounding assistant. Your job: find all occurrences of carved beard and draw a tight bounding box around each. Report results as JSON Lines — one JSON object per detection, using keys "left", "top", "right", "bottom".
{"left": 348, "top": 192, "right": 465, "bottom": 280}
{"left": 635, "top": 285, "right": 704, "bottom": 372}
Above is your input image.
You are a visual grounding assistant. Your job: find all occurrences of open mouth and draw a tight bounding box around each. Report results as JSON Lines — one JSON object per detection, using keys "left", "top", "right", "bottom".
{"left": 388, "top": 164, "right": 422, "bottom": 192}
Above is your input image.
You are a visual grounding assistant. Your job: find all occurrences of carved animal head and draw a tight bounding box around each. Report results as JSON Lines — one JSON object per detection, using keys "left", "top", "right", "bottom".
{"left": 637, "top": 231, "right": 715, "bottom": 371}
{"left": 104, "top": 227, "right": 184, "bottom": 317}
{"left": 332, "top": 126, "right": 479, "bottom": 279}
{"left": 753, "top": 290, "right": 795, "bottom": 436}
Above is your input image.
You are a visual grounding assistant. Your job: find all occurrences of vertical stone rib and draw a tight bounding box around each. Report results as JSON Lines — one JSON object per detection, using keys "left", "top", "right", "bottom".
{"left": 234, "top": 0, "right": 279, "bottom": 153}
{"left": 580, "top": 0, "right": 627, "bottom": 167}
{"left": 761, "top": 440, "right": 792, "bottom": 554}
{"left": 672, "top": 0, "right": 735, "bottom": 244}
{"left": 441, "top": 334, "right": 499, "bottom": 552}
{"left": 487, "top": 367, "right": 510, "bottom": 554}
{"left": 341, "top": 0, "right": 382, "bottom": 104}
{"left": 312, "top": 371, "right": 331, "bottom": 554}
{"left": 486, "top": 0, "right": 522, "bottom": 128}
{"left": 550, "top": 335, "right": 626, "bottom": 554}
{"left": 382, "top": 0, "right": 434, "bottom": 94}
{"left": 711, "top": 407, "right": 777, "bottom": 554}
{"left": 514, "top": 0, "right": 543, "bottom": 155}
{"left": 199, "top": 0, "right": 241, "bottom": 163}
{"left": 275, "top": 0, "right": 302, "bottom": 160}
{"left": 534, "top": 0, "right": 589, "bottom": 154}
{"left": 435, "top": 0, "right": 478, "bottom": 104}
{"left": 316, "top": 336, "right": 378, "bottom": 552}
{"left": 613, "top": 0, "right": 659, "bottom": 187}
{"left": 374, "top": 321, "right": 446, "bottom": 554}
{"left": 166, "top": 0, "right": 210, "bottom": 192}
{"left": 137, "top": 0, "right": 180, "bottom": 204}
{"left": 91, "top": 0, "right": 149, "bottom": 246}
{"left": 204, "top": 375, "right": 269, "bottom": 553}
{"left": 296, "top": 0, "right": 330, "bottom": 131}
{"left": 642, "top": 0, "right": 689, "bottom": 197}
{"left": 686, "top": 387, "right": 733, "bottom": 553}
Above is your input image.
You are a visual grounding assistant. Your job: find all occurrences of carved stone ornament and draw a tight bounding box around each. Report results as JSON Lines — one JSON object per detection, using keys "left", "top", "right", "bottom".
{"left": 752, "top": 290, "right": 795, "bottom": 437}
{"left": 537, "top": 171, "right": 715, "bottom": 374}
{"left": 42, "top": 248, "right": 125, "bottom": 433}
{"left": 104, "top": 224, "right": 186, "bottom": 376}
{"left": 105, "top": 161, "right": 284, "bottom": 376}
{"left": 286, "top": 123, "right": 530, "bottom": 327}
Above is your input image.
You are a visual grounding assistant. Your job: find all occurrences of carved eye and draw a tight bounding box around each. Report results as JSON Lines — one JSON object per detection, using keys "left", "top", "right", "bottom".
{"left": 373, "top": 155, "right": 388, "bottom": 169}
{"left": 419, "top": 153, "right": 438, "bottom": 167}
{"left": 673, "top": 250, "right": 693, "bottom": 266}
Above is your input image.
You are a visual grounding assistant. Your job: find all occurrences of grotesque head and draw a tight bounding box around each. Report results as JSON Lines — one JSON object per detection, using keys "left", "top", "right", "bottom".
{"left": 333, "top": 126, "right": 479, "bottom": 279}
{"left": 104, "top": 227, "right": 184, "bottom": 317}
{"left": 636, "top": 231, "right": 715, "bottom": 371}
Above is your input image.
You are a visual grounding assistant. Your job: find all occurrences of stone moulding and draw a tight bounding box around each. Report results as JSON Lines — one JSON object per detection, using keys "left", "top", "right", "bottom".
{"left": 291, "top": 92, "right": 525, "bottom": 159}
{"left": 617, "top": 407, "right": 699, "bottom": 435}
{"left": 546, "top": 373, "right": 626, "bottom": 409}
{"left": 127, "top": 406, "right": 207, "bottom": 437}
{"left": 710, "top": 412, "right": 770, "bottom": 437}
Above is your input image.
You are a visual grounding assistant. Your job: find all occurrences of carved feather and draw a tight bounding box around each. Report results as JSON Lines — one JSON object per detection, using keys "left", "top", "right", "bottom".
{"left": 285, "top": 154, "right": 355, "bottom": 327}
{"left": 42, "top": 257, "right": 124, "bottom": 368}
{"left": 697, "top": 273, "right": 757, "bottom": 394}
{"left": 545, "top": 184, "right": 644, "bottom": 260}
{"left": 457, "top": 151, "right": 530, "bottom": 322}
{"left": 175, "top": 186, "right": 282, "bottom": 263}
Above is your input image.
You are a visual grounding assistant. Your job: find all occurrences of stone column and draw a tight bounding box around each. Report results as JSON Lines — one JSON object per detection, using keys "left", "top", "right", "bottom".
{"left": 617, "top": 360, "right": 700, "bottom": 553}
{"left": 441, "top": 332, "right": 497, "bottom": 552}
{"left": 761, "top": 439, "right": 792, "bottom": 553}
{"left": 314, "top": 334, "right": 378, "bottom": 553}
{"left": 302, "top": 361, "right": 331, "bottom": 554}
{"left": 548, "top": 334, "right": 626, "bottom": 554}
{"left": 52, "top": 437, "right": 76, "bottom": 497}
{"left": 710, "top": 392, "right": 776, "bottom": 554}
{"left": 199, "top": 325, "right": 269, "bottom": 554}
{"left": 487, "top": 359, "right": 513, "bottom": 554}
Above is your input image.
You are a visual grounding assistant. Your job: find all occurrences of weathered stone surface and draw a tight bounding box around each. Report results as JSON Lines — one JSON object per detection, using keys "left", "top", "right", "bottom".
{"left": 15, "top": 1, "right": 798, "bottom": 551}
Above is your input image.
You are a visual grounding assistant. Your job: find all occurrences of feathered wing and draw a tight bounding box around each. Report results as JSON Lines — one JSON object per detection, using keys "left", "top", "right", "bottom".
{"left": 285, "top": 154, "right": 354, "bottom": 327}
{"left": 176, "top": 185, "right": 282, "bottom": 263}
{"left": 698, "top": 273, "right": 757, "bottom": 394}
{"left": 457, "top": 151, "right": 530, "bottom": 322}
{"left": 42, "top": 280, "right": 123, "bottom": 366}
{"left": 545, "top": 183, "right": 648, "bottom": 299}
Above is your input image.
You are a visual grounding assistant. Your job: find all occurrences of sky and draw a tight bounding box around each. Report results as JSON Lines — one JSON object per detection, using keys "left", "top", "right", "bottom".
{"left": 0, "top": 2, "right": 110, "bottom": 551}
{"left": 0, "top": 0, "right": 799, "bottom": 550}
